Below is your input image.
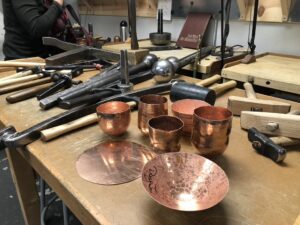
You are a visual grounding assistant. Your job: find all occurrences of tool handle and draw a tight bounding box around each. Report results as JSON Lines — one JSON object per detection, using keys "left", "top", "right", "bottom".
{"left": 211, "top": 80, "right": 237, "bottom": 95}
{"left": 244, "top": 82, "right": 257, "bottom": 99}
{"left": 40, "top": 101, "right": 137, "bottom": 141}
{"left": 270, "top": 136, "right": 300, "bottom": 147}
{"left": 41, "top": 114, "right": 98, "bottom": 141}
{"left": 6, "top": 83, "right": 52, "bottom": 104}
{"left": 0, "top": 70, "right": 33, "bottom": 81}
{"left": 0, "top": 74, "right": 44, "bottom": 88}
{"left": 195, "top": 75, "right": 221, "bottom": 87}
{"left": 0, "top": 61, "right": 45, "bottom": 68}
{"left": 0, "top": 77, "right": 52, "bottom": 95}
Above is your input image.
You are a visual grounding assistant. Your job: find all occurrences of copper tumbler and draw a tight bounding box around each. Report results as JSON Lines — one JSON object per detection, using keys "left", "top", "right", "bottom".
{"left": 148, "top": 115, "right": 184, "bottom": 153}
{"left": 191, "top": 106, "right": 232, "bottom": 156}
{"left": 96, "top": 101, "right": 131, "bottom": 136}
{"left": 138, "top": 94, "right": 168, "bottom": 135}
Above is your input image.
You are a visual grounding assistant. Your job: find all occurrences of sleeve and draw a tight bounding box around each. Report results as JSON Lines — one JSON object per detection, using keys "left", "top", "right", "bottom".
{"left": 11, "top": 0, "right": 63, "bottom": 39}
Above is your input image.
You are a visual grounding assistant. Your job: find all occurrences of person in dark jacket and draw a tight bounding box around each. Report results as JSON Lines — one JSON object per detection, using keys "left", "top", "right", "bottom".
{"left": 2, "top": 0, "right": 64, "bottom": 60}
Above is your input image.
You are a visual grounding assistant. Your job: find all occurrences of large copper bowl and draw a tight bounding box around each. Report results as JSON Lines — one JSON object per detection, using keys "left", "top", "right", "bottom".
{"left": 142, "top": 152, "right": 229, "bottom": 211}
{"left": 171, "top": 99, "right": 210, "bottom": 135}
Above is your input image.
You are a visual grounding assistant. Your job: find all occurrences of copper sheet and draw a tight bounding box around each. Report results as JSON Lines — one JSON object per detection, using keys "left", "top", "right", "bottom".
{"left": 76, "top": 141, "right": 156, "bottom": 185}
{"left": 142, "top": 152, "right": 229, "bottom": 211}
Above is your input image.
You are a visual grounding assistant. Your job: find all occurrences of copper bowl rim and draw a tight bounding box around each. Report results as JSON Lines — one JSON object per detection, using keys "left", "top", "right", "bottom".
{"left": 148, "top": 115, "right": 184, "bottom": 133}
{"left": 96, "top": 101, "right": 130, "bottom": 115}
{"left": 142, "top": 152, "right": 230, "bottom": 211}
{"left": 171, "top": 99, "right": 211, "bottom": 117}
{"left": 194, "top": 106, "right": 232, "bottom": 123}
{"left": 140, "top": 94, "right": 168, "bottom": 105}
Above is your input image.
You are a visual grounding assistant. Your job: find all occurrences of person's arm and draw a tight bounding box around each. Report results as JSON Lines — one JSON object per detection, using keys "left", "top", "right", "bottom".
{"left": 11, "top": 0, "right": 64, "bottom": 39}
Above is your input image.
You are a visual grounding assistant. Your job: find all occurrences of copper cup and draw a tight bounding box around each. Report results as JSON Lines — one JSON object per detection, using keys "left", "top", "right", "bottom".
{"left": 148, "top": 115, "right": 184, "bottom": 153}
{"left": 191, "top": 106, "right": 232, "bottom": 156}
{"left": 96, "top": 101, "right": 131, "bottom": 136}
{"left": 138, "top": 94, "right": 168, "bottom": 135}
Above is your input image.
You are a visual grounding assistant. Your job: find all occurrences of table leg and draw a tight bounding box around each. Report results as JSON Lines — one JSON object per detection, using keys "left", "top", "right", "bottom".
{"left": 6, "top": 148, "right": 40, "bottom": 225}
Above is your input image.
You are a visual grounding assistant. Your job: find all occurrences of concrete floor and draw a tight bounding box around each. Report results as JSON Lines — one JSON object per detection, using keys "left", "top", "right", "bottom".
{"left": 0, "top": 149, "right": 81, "bottom": 225}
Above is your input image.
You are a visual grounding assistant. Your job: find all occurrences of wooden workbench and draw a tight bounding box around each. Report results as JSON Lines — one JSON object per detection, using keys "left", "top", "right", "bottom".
{"left": 0, "top": 64, "right": 300, "bottom": 225}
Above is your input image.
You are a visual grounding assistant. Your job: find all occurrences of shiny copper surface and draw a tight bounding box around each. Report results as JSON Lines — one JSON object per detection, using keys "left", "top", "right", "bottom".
{"left": 142, "top": 152, "right": 229, "bottom": 211}
{"left": 148, "top": 115, "right": 183, "bottom": 153}
{"left": 96, "top": 101, "right": 131, "bottom": 136}
{"left": 76, "top": 140, "right": 156, "bottom": 185}
{"left": 138, "top": 94, "right": 168, "bottom": 135}
{"left": 171, "top": 99, "right": 210, "bottom": 135}
{"left": 191, "top": 106, "right": 232, "bottom": 156}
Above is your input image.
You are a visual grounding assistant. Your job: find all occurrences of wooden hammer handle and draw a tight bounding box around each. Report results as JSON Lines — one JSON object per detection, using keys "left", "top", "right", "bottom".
{"left": 243, "top": 82, "right": 257, "bottom": 99}
{"left": 0, "top": 74, "right": 44, "bottom": 88}
{"left": 195, "top": 74, "right": 221, "bottom": 87}
{"left": 0, "top": 70, "right": 33, "bottom": 81}
{"left": 211, "top": 80, "right": 237, "bottom": 95}
{"left": 0, "top": 61, "right": 45, "bottom": 68}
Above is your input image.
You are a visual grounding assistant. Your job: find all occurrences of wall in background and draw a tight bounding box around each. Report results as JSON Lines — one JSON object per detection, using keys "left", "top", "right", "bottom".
{"left": 82, "top": 15, "right": 300, "bottom": 56}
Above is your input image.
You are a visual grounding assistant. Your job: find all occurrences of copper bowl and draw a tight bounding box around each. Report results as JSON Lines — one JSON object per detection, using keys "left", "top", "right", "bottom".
{"left": 96, "top": 101, "right": 131, "bottom": 136}
{"left": 171, "top": 99, "right": 210, "bottom": 135}
{"left": 142, "top": 152, "right": 229, "bottom": 211}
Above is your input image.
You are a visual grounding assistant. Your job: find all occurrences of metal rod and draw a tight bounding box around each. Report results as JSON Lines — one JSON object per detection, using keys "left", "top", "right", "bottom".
{"left": 120, "top": 50, "right": 129, "bottom": 85}
{"left": 62, "top": 203, "right": 69, "bottom": 225}
{"left": 158, "top": 9, "right": 163, "bottom": 34}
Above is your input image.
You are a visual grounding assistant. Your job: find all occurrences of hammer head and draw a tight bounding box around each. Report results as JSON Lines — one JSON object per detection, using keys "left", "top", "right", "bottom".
{"left": 0, "top": 126, "right": 16, "bottom": 150}
{"left": 170, "top": 82, "right": 216, "bottom": 105}
{"left": 248, "top": 127, "right": 286, "bottom": 163}
{"left": 228, "top": 96, "right": 291, "bottom": 116}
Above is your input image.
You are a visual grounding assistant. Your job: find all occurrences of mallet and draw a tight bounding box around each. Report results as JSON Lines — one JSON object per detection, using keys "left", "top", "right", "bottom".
{"left": 228, "top": 82, "right": 291, "bottom": 115}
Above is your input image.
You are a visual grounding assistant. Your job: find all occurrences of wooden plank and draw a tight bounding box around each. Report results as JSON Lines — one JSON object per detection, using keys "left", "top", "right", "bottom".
{"left": 222, "top": 53, "right": 300, "bottom": 94}
{"left": 78, "top": 0, "right": 157, "bottom": 18}
{"left": 241, "top": 111, "right": 300, "bottom": 138}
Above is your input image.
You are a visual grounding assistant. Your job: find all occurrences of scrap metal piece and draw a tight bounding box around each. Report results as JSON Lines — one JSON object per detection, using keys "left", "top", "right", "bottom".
{"left": 76, "top": 140, "right": 156, "bottom": 185}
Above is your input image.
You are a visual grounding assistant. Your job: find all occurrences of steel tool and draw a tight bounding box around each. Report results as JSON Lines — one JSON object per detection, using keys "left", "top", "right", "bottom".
{"left": 149, "top": 9, "right": 171, "bottom": 45}
{"left": 170, "top": 79, "right": 237, "bottom": 105}
{"left": 0, "top": 66, "right": 41, "bottom": 81}
{"left": 152, "top": 46, "right": 212, "bottom": 83}
{"left": 118, "top": 49, "right": 133, "bottom": 92}
{"left": 120, "top": 20, "right": 128, "bottom": 42}
{"left": 127, "top": 0, "right": 139, "bottom": 50}
{"left": 39, "top": 54, "right": 158, "bottom": 109}
{"left": 0, "top": 81, "right": 176, "bottom": 150}
{"left": 228, "top": 82, "right": 291, "bottom": 115}
{"left": 42, "top": 37, "right": 120, "bottom": 65}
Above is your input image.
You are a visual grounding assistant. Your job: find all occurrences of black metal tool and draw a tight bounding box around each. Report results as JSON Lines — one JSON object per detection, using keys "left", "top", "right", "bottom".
{"left": 0, "top": 81, "right": 176, "bottom": 150}
{"left": 127, "top": 0, "right": 139, "bottom": 50}
{"left": 248, "top": 127, "right": 287, "bottom": 163}
{"left": 59, "top": 69, "right": 154, "bottom": 109}
{"left": 39, "top": 54, "right": 158, "bottom": 110}
{"left": 43, "top": 37, "right": 120, "bottom": 65}
{"left": 36, "top": 68, "right": 83, "bottom": 100}
{"left": 149, "top": 9, "right": 171, "bottom": 45}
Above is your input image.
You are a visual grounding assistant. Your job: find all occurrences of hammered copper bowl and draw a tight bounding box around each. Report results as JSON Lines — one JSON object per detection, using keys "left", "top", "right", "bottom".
{"left": 191, "top": 106, "right": 233, "bottom": 156}
{"left": 96, "top": 101, "right": 131, "bottom": 136}
{"left": 142, "top": 152, "right": 229, "bottom": 211}
{"left": 171, "top": 99, "right": 211, "bottom": 135}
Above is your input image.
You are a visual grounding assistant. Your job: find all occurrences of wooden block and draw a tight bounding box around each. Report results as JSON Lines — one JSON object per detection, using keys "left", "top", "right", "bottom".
{"left": 228, "top": 96, "right": 291, "bottom": 116}
{"left": 241, "top": 111, "right": 300, "bottom": 138}
{"left": 127, "top": 49, "right": 149, "bottom": 65}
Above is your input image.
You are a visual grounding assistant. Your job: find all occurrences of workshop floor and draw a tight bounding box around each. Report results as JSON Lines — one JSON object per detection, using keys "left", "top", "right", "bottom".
{"left": 0, "top": 150, "right": 81, "bottom": 225}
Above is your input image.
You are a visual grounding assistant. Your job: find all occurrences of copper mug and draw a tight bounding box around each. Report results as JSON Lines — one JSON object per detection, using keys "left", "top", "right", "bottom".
{"left": 96, "top": 101, "right": 131, "bottom": 136}
{"left": 148, "top": 115, "right": 184, "bottom": 153}
{"left": 191, "top": 106, "right": 232, "bottom": 156}
{"left": 138, "top": 94, "right": 168, "bottom": 135}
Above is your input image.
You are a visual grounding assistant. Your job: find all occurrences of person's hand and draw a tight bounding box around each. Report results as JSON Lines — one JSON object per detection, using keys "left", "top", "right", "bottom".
{"left": 54, "top": 0, "right": 64, "bottom": 6}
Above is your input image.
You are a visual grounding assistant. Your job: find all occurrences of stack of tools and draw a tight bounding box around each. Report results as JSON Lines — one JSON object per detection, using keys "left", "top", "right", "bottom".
{"left": 228, "top": 82, "right": 300, "bottom": 163}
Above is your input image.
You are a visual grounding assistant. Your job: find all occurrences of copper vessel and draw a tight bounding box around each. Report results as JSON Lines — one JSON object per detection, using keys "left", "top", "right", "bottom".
{"left": 138, "top": 94, "right": 168, "bottom": 135}
{"left": 191, "top": 106, "right": 232, "bottom": 156}
{"left": 148, "top": 115, "right": 183, "bottom": 153}
{"left": 96, "top": 101, "right": 131, "bottom": 136}
{"left": 76, "top": 140, "right": 156, "bottom": 185}
{"left": 171, "top": 99, "right": 210, "bottom": 135}
{"left": 142, "top": 152, "right": 229, "bottom": 211}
